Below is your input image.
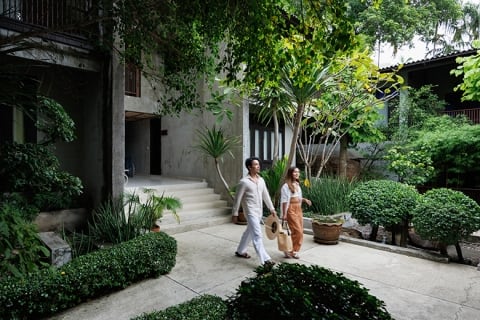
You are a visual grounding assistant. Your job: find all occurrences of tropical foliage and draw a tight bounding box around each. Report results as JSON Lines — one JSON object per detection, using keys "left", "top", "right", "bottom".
{"left": 0, "top": 201, "right": 49, "bottom": 279}
{"left": 88, "top": 190, "right": 181, "bottom": 245}
{"left": 194, "top": 126, "right": 240, "bottom": 201}
{"left": 406, "top": 116, "right": 480, "bottom": 188}
{"left": 451, "top": 39, "right": 480, "bottom": 102}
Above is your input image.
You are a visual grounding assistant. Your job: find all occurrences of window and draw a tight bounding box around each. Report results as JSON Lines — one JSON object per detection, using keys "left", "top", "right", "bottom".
{"left": 125, "top": 63, "right": 141, "bottom": 97}
{"left": 249, "top": 114, "right": 286, "bottom": 169}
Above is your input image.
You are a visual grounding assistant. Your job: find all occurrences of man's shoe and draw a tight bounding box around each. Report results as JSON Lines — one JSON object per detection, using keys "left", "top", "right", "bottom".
{"left": 263, "top": 260, "right": 276, "bottom": 268}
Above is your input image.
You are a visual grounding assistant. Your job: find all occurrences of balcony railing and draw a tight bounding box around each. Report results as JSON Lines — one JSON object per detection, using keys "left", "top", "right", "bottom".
{"left": 0, "top": 0, "right": 97, "bottom": 47}
{"left": 442, "top": 108, "right": 480, "bottom": 124}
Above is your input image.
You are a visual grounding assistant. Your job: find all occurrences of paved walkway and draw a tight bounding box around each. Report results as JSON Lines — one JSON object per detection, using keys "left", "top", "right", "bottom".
{"left": 48, "top": 223, "right": 480, "bottom": 320}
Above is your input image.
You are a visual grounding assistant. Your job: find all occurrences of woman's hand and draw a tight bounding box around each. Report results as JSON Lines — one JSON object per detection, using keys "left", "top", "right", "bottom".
{"left": 304, "top": 199, "right": 312, "bottom": 206}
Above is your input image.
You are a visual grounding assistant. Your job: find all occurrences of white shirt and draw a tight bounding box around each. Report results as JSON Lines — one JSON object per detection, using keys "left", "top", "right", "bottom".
{"left": 232, "top": 175, "right": 275, "bottom": 219}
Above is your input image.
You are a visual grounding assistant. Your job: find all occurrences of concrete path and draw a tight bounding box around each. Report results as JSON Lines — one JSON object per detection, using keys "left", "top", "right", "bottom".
{"left": 47, "top": 223, "right": 480, "bottom": 320}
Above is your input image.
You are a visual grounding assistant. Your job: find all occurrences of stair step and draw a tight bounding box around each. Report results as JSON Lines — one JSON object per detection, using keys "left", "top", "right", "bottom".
{"left": 160, "top": 215, "right": 232, "bottom": 235}
{"left": 126, "top": 178, "right": 233, "bottom": 235}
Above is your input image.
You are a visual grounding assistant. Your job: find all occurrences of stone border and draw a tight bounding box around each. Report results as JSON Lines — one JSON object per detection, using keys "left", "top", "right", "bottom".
{"left": 303, "top": 217, "right": 449, "bottom": 264}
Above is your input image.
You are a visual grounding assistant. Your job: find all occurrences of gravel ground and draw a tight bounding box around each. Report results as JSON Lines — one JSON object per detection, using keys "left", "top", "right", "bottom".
{"left": 342, "top": 222, "right": 480, "bottom": 267}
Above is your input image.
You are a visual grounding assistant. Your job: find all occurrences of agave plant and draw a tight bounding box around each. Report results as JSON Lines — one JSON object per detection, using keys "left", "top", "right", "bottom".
{"left": 194, "top": 126, "right": 240, "bottom": 201}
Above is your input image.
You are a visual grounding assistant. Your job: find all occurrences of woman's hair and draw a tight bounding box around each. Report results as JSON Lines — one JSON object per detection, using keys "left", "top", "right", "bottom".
{"left": 286, "top": 167, "right": 299, "bottom": 193}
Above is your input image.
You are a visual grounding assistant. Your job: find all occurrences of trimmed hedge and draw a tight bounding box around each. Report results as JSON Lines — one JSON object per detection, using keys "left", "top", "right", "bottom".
{"left": 132, "top": 294, "right": 227, "bottom": 320}
{"left": 226, "top": 263, "right": 393, "bottom": 320}
{"left": 0, "top": 232, "right": 177, "bottom": 319}
{"left": 347, "top": 179, "right": 419, "bottom": 227}
{"left": 412, "top": 188, "right": 480, "bottom": 245}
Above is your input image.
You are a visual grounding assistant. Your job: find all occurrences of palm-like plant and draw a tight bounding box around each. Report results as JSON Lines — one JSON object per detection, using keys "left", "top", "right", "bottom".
{"left": 279, "top": 58, "right": 331, "bottom": 178}
{"left": 194, "top": 126, "right": 240, "bottom": 201}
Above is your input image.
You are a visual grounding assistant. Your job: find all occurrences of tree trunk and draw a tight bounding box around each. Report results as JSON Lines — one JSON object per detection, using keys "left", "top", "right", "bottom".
{"left": 215, "top": 159, "right": 233, "bottom": 201}
{"left": 369, "top": 225, "right": 379, "bottom": 241}
{"left": 284, "top": 103, "right": 305, "bottom": 182}
{"left": 455, "top": 241, "right": 464, "bottom": 263}
{"left": 400, "top": 220, "right": 409, "bottom": 247}
{"left": 272, "top": 112, "right": 279, "bottom": 164}
{"left": 338, "top": 135, "right": 349, "bottom": 178}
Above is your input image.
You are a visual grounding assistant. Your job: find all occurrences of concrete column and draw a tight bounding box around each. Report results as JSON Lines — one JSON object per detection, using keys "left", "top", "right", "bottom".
{"left": 106, "top": 49, "right": 125, "bottom": 199}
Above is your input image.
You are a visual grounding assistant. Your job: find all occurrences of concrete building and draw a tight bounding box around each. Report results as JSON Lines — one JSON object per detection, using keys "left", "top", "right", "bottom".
{"left": 0, "top": 1, "right": 292, "bottom": 212}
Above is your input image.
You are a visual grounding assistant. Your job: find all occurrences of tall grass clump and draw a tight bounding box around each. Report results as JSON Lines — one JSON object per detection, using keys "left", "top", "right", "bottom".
{"left": 261, "top": 156, "right": 288, "bottom": 207}
{"left": 88, "top": 193, "right": 150, "bottom": 245}
{"left": 303, "top": 176, "right": 357, "bottom": 216}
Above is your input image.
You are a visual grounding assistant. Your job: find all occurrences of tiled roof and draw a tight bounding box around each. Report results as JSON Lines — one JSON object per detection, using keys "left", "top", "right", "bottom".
{"left": 380, "top": 48, "right": 477, "bottom": 71}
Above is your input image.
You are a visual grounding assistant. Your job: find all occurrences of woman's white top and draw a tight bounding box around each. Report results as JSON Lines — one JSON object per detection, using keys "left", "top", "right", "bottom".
{"left": 280, "top": 182, "right": 302, "bottom": 215}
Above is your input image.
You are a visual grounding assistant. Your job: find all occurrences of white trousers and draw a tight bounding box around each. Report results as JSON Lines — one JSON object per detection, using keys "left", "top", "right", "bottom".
{"left": 236, "top": 214, "right": 271, "bottom": 264}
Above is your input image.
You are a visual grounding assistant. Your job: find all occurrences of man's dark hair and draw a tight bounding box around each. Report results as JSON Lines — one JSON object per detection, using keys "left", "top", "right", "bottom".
{"left": 245, "top": 157, "right": 261, "bottom": 170}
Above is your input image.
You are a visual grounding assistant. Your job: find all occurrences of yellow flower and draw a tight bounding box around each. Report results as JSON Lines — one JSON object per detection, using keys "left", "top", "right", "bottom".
{"left": 61, "top": 271, "right": 66, "bottom": 275}
{"left": 303, "top": 178, "right": 311, "bottom": 188}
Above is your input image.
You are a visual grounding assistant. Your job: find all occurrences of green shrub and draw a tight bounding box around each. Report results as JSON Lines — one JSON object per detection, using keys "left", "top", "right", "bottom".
{"left": 0, "top": 232, "right": 177, "bottom": 319}
{"left": 0, "top": 201, "right": 50, "bottom": 279}
{"left": 347, "top": 179, "right": 419, "bottom": 226}
{"left": 347, "top": 179, "right": 419, "bottom": 244}
{"left": 303, "top": 176, "right": 357, "bottom": 215}
{"left": 226, "top": 263, "right": 392, "bottom": 320}
{"left": 412, "top": 188, "right": 480, "bottom": 248}
{"left": 132, "top": 295, "right": 227, "bottom": 320}
{"left": 0, "top": 142, "right": 83, "bottom": 212}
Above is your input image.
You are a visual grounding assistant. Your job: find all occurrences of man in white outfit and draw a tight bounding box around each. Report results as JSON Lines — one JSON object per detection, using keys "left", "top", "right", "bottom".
{"left": 232, "top": 157, "right": 277, "bottom": 267}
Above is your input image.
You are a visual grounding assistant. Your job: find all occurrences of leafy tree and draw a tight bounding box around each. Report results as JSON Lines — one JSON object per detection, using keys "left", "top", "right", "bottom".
{"left": 292, "top": 51, "right": 401, "bottom": 180}
{"left": 384, "top": 147, "right": 434, "bottom": 185}
{"left": 407, "top": 116, "right": 480, "bottom": 188}
{"left": 0, "top": 75, "right": 83, "bottom": 212}
{"left": 348, "top": 0, "right": 462, "bottom": 56}
{"left": 449, "top": 2, "right": 480, "bottom": 49}
{"left": 451, "top": 40, "right": 480, "bottom": 102}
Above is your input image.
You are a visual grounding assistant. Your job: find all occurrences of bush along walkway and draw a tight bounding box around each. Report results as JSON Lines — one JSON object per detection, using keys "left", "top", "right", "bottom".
{"left": 0, "top": 232, "right": 177, "bottom": 319}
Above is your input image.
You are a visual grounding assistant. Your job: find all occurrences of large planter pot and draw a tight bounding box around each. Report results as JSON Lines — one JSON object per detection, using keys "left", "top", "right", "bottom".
{"left": 236, "top": 210, "right": 248, "bottom": 225}
{"left": 312, "top": 221, "right": 342, "bottom": 245}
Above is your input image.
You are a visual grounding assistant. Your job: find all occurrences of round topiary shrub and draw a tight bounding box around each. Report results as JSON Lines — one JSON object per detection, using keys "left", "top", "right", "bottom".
{"left": 412, "top": 188, "right": 480, "bottom": 262}
{"left": 226, "top": 263, "right": 393, "bottom": 320}
{"left": 346, "top": 179, "right": 420, "bottom": 244}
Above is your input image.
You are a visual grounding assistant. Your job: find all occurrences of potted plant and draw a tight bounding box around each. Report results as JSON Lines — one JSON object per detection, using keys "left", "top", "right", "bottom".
{"left": 138, "top": 188, "right": 182, "bottom": 231}
{"left": 309, "top": 213, "right": 345, "bottom": 244}
{"left": 303, "top": 177, "right": 355, "bottom": 244}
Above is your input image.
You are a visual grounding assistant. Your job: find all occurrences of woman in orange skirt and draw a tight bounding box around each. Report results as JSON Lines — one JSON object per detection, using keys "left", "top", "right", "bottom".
{"left": 280, "top": 167, "right": 312, "bottom": 259}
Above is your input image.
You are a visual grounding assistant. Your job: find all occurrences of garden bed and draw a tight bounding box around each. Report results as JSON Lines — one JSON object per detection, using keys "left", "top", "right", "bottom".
{"left": 304, "top": 215, "right": 480, "bottom": 267}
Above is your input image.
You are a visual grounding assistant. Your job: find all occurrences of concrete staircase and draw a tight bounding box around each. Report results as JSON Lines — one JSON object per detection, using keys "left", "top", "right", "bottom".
{"left": 125, "top": 180, "right": 232, "bottom": 235}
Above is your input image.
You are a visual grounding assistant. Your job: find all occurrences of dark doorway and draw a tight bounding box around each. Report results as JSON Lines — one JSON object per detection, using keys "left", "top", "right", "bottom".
{"left": 150, "top": 118, "right": 162, "bottom": 174}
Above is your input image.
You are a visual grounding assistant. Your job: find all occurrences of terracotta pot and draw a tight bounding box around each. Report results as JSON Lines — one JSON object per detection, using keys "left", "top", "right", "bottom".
{"left": 151, "top": 225, "right": 161, "bottom": 232}
{"left": 312, "top": 221, "right": 342, "bottom": 245}
{"left": 236, "top": 210, "right": 248, "bottom": 225}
